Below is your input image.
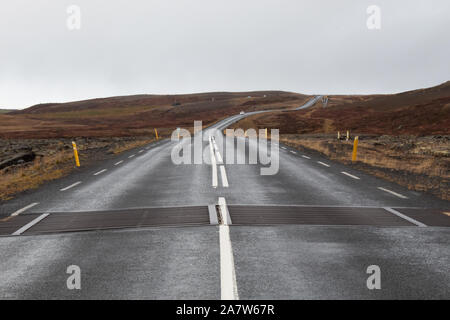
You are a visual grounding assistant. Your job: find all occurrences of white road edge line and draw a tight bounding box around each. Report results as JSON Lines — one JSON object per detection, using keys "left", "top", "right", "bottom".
{"left": 209, "top": 136, "right": 218, "bottom": 188}
{"left": 218, "top": 197, "right": 239, "bottom": 300}
{"left": 128, "top": 154, "right": 135, "bottom": 158}
{"left": 317, "top": 161, "right": 330, "bottom": 167}
{"left": 290, "top": 151, "right": 297, "bottom": 154}
{"left": 384, "top": 207, "right": 426, "bottom": 227}
{"left": 11, "top": 202, "right": 39, "bottom": 217}
{"left": 220, "top": 165, "right": 229, "bottom": 188}
{"left": 341, "top": 171, "right": 360, "bottom": 180}
{"left": 60, "top": 181, "right": 82, "bottom": 191}
{"left": 138, "top": 150, "right": 144, "bottom": 153}
{"left": 114, "top": 160, "right": 124, "bottom": 166}
{"left": 302, "top": 155, "right": 311, "bottom": 159}
{"left": 378, "top": 187, "right": 408, "bottom": 199}
{"left": 12, "top": 213, "right": 50, "bottom": 236}
{"left": 94, "top": 169, "right": 107, "bottom": 176}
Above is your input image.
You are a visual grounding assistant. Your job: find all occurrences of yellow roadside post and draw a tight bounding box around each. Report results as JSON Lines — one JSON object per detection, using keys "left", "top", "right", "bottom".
{"left": 352, "top": 136, "right": 359, "bottom": 162}
{"left": 346, "top": 130, "right": 349, "bottom": 141}
{"left": 154, "top": 128, "right": 159, "bottom": 140}
{"left": 72, "top": 141, "right": 80, "bottom": 167}
{"left": 337, "top": 131, "right": 340, "bottom": 140}
{"left": 265, "top": 128, "right": 268, "bottom": 139}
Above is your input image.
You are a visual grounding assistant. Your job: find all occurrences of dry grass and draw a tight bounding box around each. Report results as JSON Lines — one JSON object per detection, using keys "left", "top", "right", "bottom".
{"left": 279, "top": 135, "right": 450, "bottom": 200}
{"left": 0, "top": 151, "right": 74, "bottom": 200}
{"left": 322, "top": 119, "right": 334, "bottom": 133}
{"left": 0, "top": 137, "right": 156, "bottom": 200}
{"left": 109, "top": 138, "right": 155, "bottom": 154}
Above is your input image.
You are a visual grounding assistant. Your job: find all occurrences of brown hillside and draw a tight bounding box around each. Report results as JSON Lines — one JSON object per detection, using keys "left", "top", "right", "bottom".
{"left": 1, "top": 91, "right": 309, "bottom": 139}
{"left": 231, "top": 81, "right": 450, "bottom": 136}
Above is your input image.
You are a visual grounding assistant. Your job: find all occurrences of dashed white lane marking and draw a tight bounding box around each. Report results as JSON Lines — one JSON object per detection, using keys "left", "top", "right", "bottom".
{"left": 209, "top": 136, "right": 218, "bottom": 188}
{"left": 11, "top": 202, "right": 39, "bottom": 217}
{"left": 317, "top": 161, "right": 330, "bottom": 167}
{"left": 218, "top": 197, "right": 239, "bottom": 300}
{"left": 93, "top": 169, "right": 107, "bottom": 176}
{"left": 220, "top": 165, "right": 229, "bottom": 188}
{"left": 138, "top": 150, "right": 144, "bottom": 153}
{"left": 302, "top": 155, "right": 311, "bottom": 159}
{"left": 60, "top": 181, "right": 82, "bottom": 191}
{"left": 384, "top": 207, "right": 426, "bottom": 227}
{"left": 290, "top": 151, "right": 297, "bottom": 154}
{"left": 341, "top": 171, "right": 360, "bottom": 180}
{"left": 128, "top": 154, "right": 135, "bottom": 158}
{"left": 12, "top": 213, "right": 50, "bottom": 236}
{"left": 281, "top": 147, "right": 286, "bottom": 150}
{"left": 114, "top": 160, "right": 124, "bottom": 166}
{"left": 378, "top": 187, "right": 408, "bottom": 199}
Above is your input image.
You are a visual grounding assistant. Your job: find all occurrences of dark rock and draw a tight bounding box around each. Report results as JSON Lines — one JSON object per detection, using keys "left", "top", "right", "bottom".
{"left": 0, "top": 152, "right": 36, "bottom": 170}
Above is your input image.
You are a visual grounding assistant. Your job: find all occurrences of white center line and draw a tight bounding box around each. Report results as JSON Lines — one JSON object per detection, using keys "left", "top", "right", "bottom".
{"left": 281, "top": 147, "right": 286, "bottom": 150}
{"left": 216, "top": 151, "right": 223, "bottom": 164}
{"left": 128, "top": 154, "right": 135, "bottom": 158}
{"left": 341, "top": 171, "right": 360, "bottom": 180}
{"left": 60, "top": 181, "right": 82, "bottom": 191}
{"left": 212, "top": 140, "right": 219, "bottom": 152}
{"left": 290, "top": 151, "right": 297, "bottom": 154}
{"left": 93, "top": 169, "right": 107, "bottom": 176}
{"left": 317, "top": 161, "right": 330, "bottom": 167}
{"left": 138, "top": 150, "right": 144, "bottom": 153}
{"left": 220, "top": 165, "right": 229, "bottom": 187}
{"left": 218, "top": 197, "right": 239, "bottom": 300}
{"left": 12, "top": 213, "right": 50, "bottom": 236}
{"left": 384, "top": 207, "right": 426, "bottom": 227}
{"left": 209, "top": 136, "right": 218, "bottom": 188}
{"left": 378, "top": 187, "right": 408, "bottom": 199}
{"left": 114, "top": 160, "right": 124, "bottom": 166}
{"left": 11, "top": 202, "right": 39, "bottom": 217}
{"left": 302, "top": 155, "right": 311, "bottom": 159}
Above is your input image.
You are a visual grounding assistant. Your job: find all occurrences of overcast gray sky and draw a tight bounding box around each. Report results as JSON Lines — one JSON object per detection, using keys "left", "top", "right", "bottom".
{"left": 1, "top": 0, "right": 449, "bottom": 109}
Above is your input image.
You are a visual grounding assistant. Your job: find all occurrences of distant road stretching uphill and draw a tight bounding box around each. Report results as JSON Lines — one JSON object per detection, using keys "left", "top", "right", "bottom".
{"left": 0, "top": 97, "right": 449, "bottom": 299}
{"left": 294, "top": 95, "right": 323, "bottom": 110}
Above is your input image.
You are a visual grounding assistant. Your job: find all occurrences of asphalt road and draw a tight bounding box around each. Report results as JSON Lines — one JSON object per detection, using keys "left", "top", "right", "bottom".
{"left": 0, "top": 97, "right": 449, "bottom": 299}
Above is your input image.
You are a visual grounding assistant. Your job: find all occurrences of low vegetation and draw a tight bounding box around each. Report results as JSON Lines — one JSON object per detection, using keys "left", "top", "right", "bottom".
{"left": 1, "top": 82, "right": 449, "bottom": 200}
{"left": 0, "top": 92, "right": 309, "bottom": 139}
{"left": 279, "top": 135, "right": 449, "bottom": 200}
{"left": 229, "top": 81, "right": 450, "bottom": 200}
{"left": 0, "top": 137, "right": 154, "bottom": 200}
{"left": 0, "top": 150, "right": 73, "bottom": 200}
